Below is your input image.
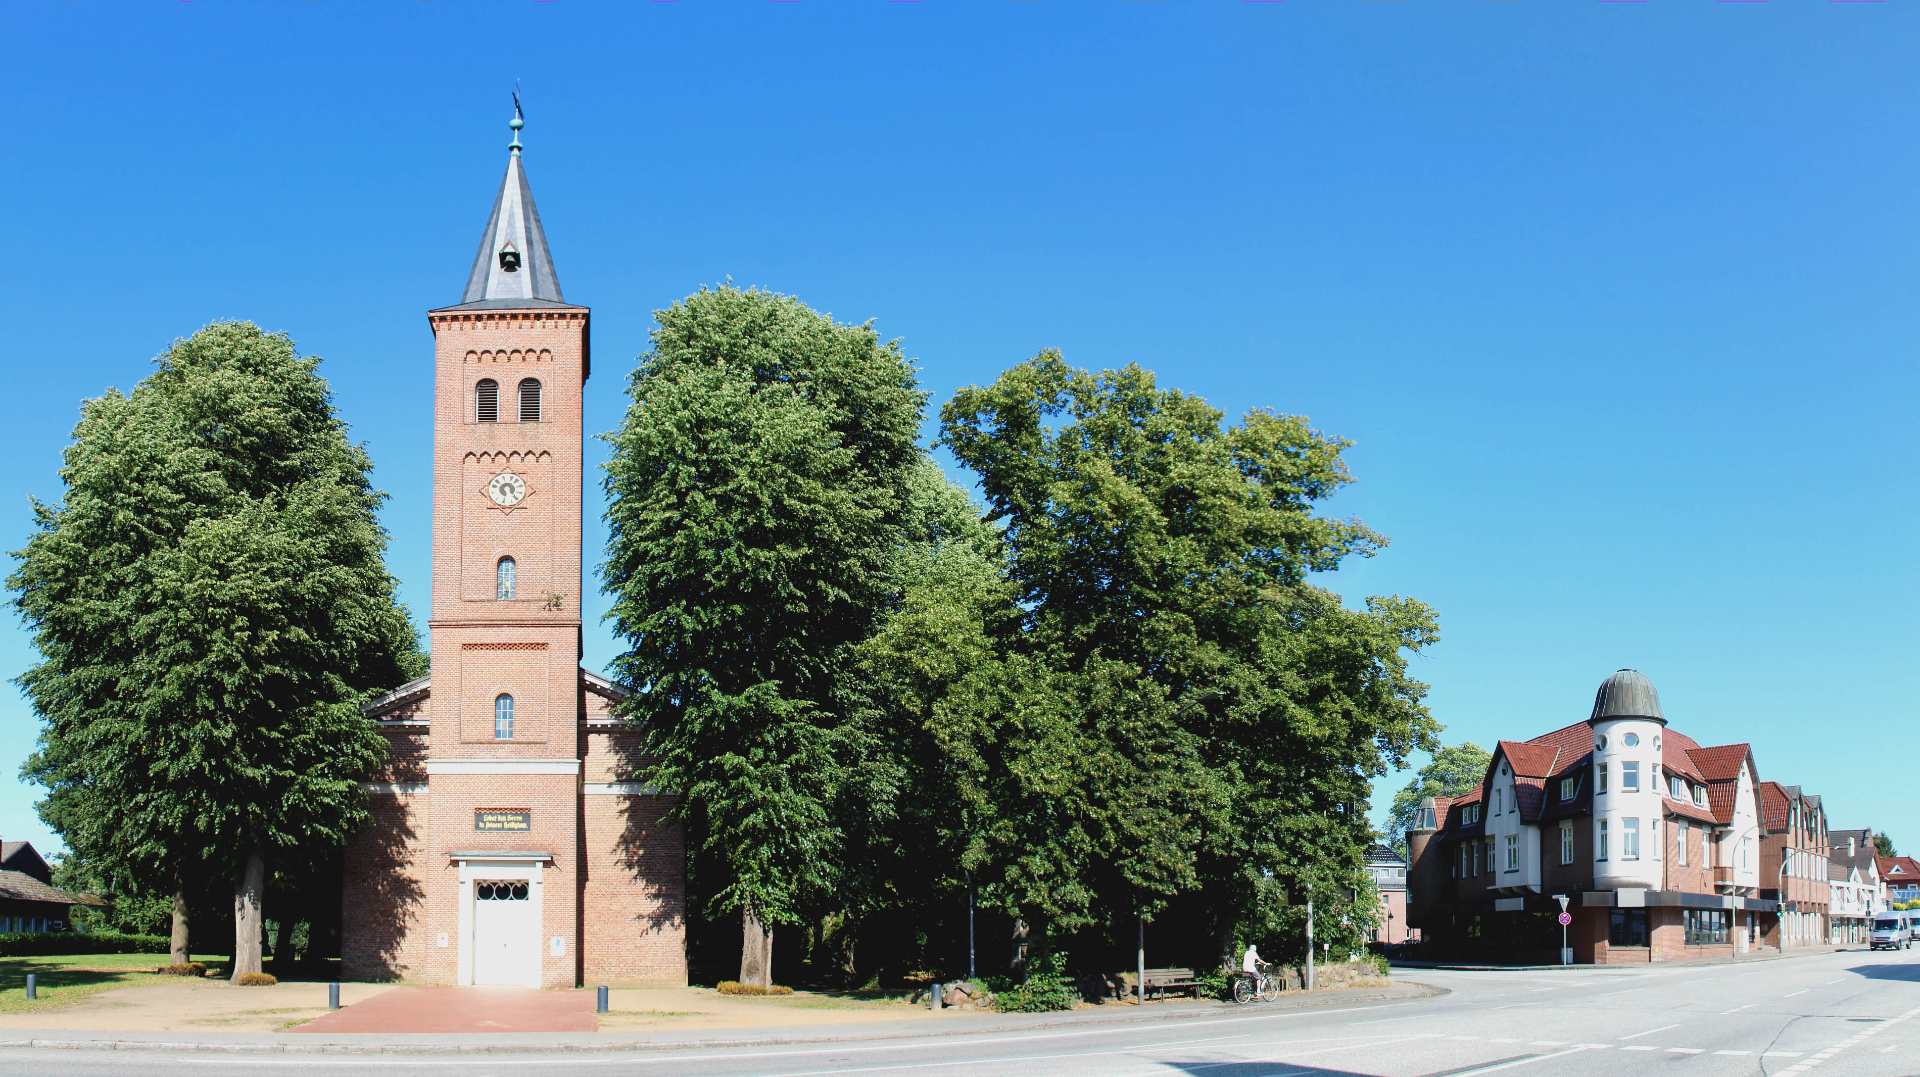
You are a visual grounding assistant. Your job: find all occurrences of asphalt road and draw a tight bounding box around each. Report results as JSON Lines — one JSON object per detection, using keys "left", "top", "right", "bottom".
{"left": 11, "top": 946, "right": 1920, "bottom": 1076}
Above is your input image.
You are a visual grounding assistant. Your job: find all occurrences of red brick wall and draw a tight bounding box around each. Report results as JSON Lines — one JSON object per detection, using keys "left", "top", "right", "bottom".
{"left": 582, "top": 791, "right": 687, "bottom": 983}
{"left": 342, "top": 790, "right": 428, "bottom": 980}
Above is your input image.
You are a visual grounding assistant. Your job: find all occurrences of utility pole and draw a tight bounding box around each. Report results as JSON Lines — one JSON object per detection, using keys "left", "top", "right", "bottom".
{"left": 1305, "top": 898, "right": 1314, "bottom": 992}
{"left": 966, "top": 871, "right": 976, "bottom": 981}
{"left": 1137, "top": 913, "right": 1146, "bottom": 1006}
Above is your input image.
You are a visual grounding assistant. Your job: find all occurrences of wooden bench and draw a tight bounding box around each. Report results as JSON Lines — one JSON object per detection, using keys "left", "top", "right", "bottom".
{"left": 1124, "top": 966, "right": 1205, "bottom": 1000}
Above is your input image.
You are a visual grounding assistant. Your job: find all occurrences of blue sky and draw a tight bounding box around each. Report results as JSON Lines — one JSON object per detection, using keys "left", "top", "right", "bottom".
{"left": 3, "top": 3, "right": 1916, "bottom": 859}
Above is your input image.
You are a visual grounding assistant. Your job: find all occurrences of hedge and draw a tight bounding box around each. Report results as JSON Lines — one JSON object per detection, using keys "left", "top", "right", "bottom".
{"left": 0, "top": 930, "right": 171, "bottom": 956}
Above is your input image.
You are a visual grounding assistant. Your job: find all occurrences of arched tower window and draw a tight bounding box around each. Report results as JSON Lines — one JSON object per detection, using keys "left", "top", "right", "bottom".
{"left": 496, "top": 556, "right": 517, "bottom": 600}
{"left": 494, "top": 694, "right": 515, "bottom": 740}
{"left": 475, "top": 379, "right": 500, "bottom": 423}
{"left": 518, "top": 378, "right": 542, "bottom": 422}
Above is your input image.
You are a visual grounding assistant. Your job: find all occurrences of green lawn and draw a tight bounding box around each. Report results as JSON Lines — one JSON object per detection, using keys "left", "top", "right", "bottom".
{"left": 0, "top": 953, "right": 222, "bottom": 1015}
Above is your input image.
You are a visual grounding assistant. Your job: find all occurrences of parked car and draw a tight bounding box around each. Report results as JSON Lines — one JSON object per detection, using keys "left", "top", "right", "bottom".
{"left": 1870, "top": 912, "right": 1909, "bottom": 951}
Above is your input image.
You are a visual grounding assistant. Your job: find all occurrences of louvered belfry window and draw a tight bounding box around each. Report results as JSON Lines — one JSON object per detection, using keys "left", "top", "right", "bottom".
{"left": 475, "top": 379, "right": 500, "bottom": 423}
{"left": 518, "top": 378, "right": 542, "bottom": 422}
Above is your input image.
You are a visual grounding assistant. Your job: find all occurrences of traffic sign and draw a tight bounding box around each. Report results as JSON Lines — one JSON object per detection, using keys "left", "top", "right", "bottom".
{"left": 1557, "top": 912, "right": 1573, "bottom": 926}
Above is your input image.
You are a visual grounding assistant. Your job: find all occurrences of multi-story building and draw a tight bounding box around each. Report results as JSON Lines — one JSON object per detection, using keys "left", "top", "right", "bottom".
{"left": 1367, "top": 843, "right": 1412, "bottom": 945}
{"left": 1828, "top": 828, "right": 1881, "bottom": 945}
{"left": 1881, "top": 855, "right": 1920, "bottom": 907}
{"left": 1406, "top": 669, "right": 1780, "bottom": 964}
{"left": 1759, "top": 782, "right": 1830, "bottom": 950}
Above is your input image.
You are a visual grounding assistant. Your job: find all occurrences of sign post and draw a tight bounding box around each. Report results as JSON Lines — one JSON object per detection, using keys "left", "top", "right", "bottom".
{"left": 1555, "top": 894, "right": 1572, "bottom": 966}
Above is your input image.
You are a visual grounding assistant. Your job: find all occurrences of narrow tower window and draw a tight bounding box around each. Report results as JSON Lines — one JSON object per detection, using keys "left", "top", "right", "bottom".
{"left": 496, "top": 556, "right": 517, "bottom": 600}
{"left": 475, "top": 379, "right": 500, "bottom": 423}
{"left": 518, "top": 378, "right": 542, "bottom": 422}
{"left": 494, "top": 694, "right": 515, "bottom": 740}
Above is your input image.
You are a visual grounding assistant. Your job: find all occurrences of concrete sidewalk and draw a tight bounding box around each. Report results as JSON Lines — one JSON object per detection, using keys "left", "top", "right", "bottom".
{"left": 1393, "top": 945, "right": 1872, "bottom": 972}
{"left": 0, "top": 980, "right": 1442, "bottom": 1055}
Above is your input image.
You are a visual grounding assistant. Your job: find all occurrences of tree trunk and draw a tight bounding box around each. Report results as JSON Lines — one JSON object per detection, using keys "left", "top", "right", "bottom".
{"left": 231, "top": 852, "right": 266, "bottom": 981}
{"left": 1011, "top": 918, "right": 1030, "bottom": 977}
{"left": 739, "top": 907, "right": 774, "bottom": 988}
{"left": 169, "top": 890, "right": 190, "bottom": 966}
{"left": 272, "top": 916, "right": 295, "bottom": 970}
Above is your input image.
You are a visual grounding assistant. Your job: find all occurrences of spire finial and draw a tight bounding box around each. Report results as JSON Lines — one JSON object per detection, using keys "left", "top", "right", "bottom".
{"left": 509, "top": 88, "right": 524, "bottom": 155}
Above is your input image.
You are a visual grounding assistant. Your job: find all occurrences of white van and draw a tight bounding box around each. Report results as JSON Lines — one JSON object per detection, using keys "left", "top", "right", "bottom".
{"left": 1871, "top": 912, "right": 1909, "bottom": 951}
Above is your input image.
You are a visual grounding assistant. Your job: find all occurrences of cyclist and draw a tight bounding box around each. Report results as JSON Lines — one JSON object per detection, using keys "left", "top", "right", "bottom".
{"left": 1242, "top": 943, "right": 1266, "bottom": 1000}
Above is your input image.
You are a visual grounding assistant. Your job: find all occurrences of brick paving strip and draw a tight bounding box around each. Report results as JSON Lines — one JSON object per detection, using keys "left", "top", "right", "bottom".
{"left": 290, "top": 987, "right": 597, "bottom": 1034}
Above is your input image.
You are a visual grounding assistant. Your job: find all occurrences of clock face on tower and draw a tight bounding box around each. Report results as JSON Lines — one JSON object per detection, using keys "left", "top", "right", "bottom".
{"left": 486, "top": 471, "right": 528, "bottom": 508}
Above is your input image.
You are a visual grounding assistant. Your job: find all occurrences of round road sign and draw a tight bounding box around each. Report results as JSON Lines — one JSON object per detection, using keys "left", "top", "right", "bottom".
{"left": 1557, "top": 912, "right": 1573, "bottom": 926}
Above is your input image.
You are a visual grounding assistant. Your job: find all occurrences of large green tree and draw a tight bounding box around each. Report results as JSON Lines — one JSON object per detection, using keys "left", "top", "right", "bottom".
{"left": 602, "top": 286, "right": 923, "bottom": 986}
{"left": 938, "top": 352, "right": 1439, "bottom": 961}
{"left": 11, "top": 322, "right": 419, "bottom": 979}
{"left": 1385, "top": 741, "right": 1492, "bottom": 857}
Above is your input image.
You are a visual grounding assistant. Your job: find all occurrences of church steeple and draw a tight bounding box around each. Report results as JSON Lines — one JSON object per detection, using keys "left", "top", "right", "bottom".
{"left": 453, "top": 96, "right": 566, "bottom": 308}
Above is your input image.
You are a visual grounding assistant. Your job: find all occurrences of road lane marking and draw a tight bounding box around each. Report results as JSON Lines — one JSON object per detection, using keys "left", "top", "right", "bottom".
{"left": 1619, "top": 1023, "right": 1680, "bottom": 1040}
{"left": 1622, "top": 1045, "right": 1657, "bottom": 1052}
{"left": 1784, "top": 988, "right": 1810, "bottom": 997}
{"left": 1527, "top": 1040, "right": 1566, "bottom": 1046}
{"left": 1714, "top": 1050, "right": 1752, "bottom": 1055}
{"left": 1446, "top": 1045, "right": 1595, "bottom": 1076}
{"left": 1720, "top": 1003, "right": 1753, "bottom": 1014}
{"left": 1665, "top": 1047, "right": 1703, "bottom": 1054}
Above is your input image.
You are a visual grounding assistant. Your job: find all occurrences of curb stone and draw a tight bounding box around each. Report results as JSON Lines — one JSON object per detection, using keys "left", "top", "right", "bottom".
{"left": 0, "top": 983, "right": 1445, "bottom": 1056}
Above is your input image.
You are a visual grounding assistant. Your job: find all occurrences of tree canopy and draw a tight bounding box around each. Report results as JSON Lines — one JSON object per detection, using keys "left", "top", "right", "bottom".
{"left": 601, "top": 286, "right": 925, "bottom": 984}
{"left": 10, "top": 322, "right": 420, "bottom": 976}
{"left": 933, "top": 351, "right": 1440, "bottom": 955}
{"left": 1385, "top": 742, "right": 1493, "bottom": 857}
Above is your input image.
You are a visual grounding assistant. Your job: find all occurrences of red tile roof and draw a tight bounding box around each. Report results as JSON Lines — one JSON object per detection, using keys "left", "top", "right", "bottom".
{"left": 1687, "top": 744, "right": 1753, "bottom": 783}
{"left": 1664, "top": 796, "right": 1721, "bottom": 825}
{"left": 1881, "top": 856, "right": 1920, "bottom": 881}
{"left": 1497, "top": 739, "right": 1563, "bottom": 778}
{"left": 1759, "top": 780, "right": 1791, "bottom": 832}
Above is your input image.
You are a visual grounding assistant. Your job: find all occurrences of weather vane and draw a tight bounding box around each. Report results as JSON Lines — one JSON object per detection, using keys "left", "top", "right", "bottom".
{"left": 509, "top": 85, "right": 524, "bottom": 155}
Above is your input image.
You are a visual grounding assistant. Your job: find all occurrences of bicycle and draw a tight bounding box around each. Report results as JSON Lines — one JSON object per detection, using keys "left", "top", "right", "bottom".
{"left": 1230, "top": 963, "right": 1274, "bottom": 1004}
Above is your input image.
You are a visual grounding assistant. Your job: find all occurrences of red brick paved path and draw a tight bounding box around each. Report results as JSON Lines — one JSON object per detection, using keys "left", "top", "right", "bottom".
{"left": 292, "top": 986, "right": 598, "bottom": 1034}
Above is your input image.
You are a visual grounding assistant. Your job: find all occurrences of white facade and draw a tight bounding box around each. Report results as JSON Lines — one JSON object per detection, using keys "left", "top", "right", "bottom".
{"left": 1485, "top": 757, "right": 1541, "bottom": 892}
{"left": 1714, "top": 762, "right": 1761, "bottom": 891}
{"left": 1591, "top": 716, "right": 1664, "bottom": 890}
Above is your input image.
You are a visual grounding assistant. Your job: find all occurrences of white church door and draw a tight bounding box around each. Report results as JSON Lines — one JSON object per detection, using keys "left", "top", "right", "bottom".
{"left": 471, "top": 880, "right": 539, "bottom": 986}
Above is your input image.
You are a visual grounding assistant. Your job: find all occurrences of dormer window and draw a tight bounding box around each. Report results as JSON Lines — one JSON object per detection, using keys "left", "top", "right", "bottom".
{"left": 499, "top": 242, "right": 521, "bottom": 272}
{"left": 1692, "top": 785, "right": 1705, "bottom": 807}
{"left": 1560, "top": 776, "right": 1576, "bottom": 801}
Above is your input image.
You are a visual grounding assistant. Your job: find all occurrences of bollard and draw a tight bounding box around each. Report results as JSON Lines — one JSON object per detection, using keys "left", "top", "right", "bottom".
{"left": 328, "top": 982, "right": 340, "bottom": 1010}
{"left": 596, "top": 985, "right": 609, "bottom": 1014}
{"left": 929, "top": 980, "right": 942, "bottom": 1010}
{"left": 24, "top": 973, "right": 35, "bottom": 1000}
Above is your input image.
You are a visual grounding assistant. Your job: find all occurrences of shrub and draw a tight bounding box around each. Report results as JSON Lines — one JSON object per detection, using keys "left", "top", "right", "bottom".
{"left": 0, "top": 930, "right": 170, "bottom": 957}
{"left": 1364, "top": 953, "right": 1390, "bottom": 977}
{"left": 156, "top": 963, "right": 206, "bottom": 977}
{"left": 233, "top": 972, "right": 278, "bottom": 987}
{"left": 1194, "top": 967, "right": 1233, "bottom": 1001}
{"left": 715, "top": 980, "right": 794, "bottom": 996}
{"left": 990, "top": 952, "right": 1079, "bottom": 1013}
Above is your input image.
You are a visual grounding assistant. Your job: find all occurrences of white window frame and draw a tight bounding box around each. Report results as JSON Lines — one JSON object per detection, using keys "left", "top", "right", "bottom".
{"left": 1623, "top": 817, "right": 1640, "bottom": 860}
{"left": 494, "top": 693, "right": 515, "bottom": 740}
{"left": 1598, "top": 819, "right": 1609, "bottom": 861}
{"left": 1505, "top": 834, "right": 1518, "bottom": 872}
{"left": 1621, "top": 761, "right": 1640, "bottom": 793}
{"left": 1652, "top": 817, "right": 1661, "bottom": 861}
{"left": 1560, "top": 776, "right": 1575, "bottom": 801}
{"left": 1677, "top": 820, "right": 1688, "bottom": 866}
{"left": 1598, "top": 764, "right": 1608, "bottom": 795}
{"left": 1560, "top": 820, "right": 1574, "bottom": 865}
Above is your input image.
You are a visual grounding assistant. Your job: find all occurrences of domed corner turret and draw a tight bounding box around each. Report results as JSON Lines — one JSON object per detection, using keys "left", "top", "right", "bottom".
{"left": 1588, "top": 668, "right": 1665, "bottom": 891}
{"left": 1589, "top": 668, "right": 1665, "bottom": 726}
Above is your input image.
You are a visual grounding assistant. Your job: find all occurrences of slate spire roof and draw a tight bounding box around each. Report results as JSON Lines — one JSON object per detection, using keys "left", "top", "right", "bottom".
{"left": 446, "top": 98, "right": 567, "bottom": 311}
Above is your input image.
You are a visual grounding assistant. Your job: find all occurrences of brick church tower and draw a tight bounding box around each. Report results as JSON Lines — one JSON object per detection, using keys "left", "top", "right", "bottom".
{"left": 342, "top": 106, "right": 686, "bottom": 988}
